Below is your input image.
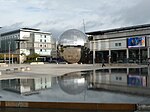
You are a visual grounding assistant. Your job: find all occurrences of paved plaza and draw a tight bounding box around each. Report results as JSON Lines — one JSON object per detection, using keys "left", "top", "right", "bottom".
{"left": 0, "top": 63, "right": 147, "bottom": 78}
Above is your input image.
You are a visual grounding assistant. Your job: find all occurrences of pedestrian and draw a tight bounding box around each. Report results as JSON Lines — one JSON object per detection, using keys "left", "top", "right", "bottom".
{"left": 102, "top": 58, "right": 105, "bottom": 67}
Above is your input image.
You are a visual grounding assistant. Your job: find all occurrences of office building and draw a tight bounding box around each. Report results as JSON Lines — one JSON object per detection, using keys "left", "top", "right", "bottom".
{"left": 86, "top": 24, "right": 150, "bottom": 64}
{"left": 0, "top": 28, "right": 55, "bottom": 63}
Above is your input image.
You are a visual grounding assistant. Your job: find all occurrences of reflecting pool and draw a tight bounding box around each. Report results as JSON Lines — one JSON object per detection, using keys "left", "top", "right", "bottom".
{"left": 0, "top": 67, "right": 150, "bottom": 104}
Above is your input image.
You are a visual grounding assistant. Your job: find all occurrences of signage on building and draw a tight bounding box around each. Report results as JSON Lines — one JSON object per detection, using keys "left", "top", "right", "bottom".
{"left": 127, "top": 36, "right": 146, "bottom": 48}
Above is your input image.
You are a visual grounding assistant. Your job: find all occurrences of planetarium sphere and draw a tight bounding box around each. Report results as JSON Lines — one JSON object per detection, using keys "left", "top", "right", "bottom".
{"left": 58, "top": 29, "right": 87, "bottom": 46}
{"left": 57, "top": 72, "right": 87, "bottom": 95}
{"left": 58, "top": 29, "right": 88, "bottom": 63}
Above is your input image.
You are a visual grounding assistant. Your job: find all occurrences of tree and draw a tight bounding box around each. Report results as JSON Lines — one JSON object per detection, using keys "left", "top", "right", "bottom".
{"left": 0, "top": 54, "right": 4, "bottom": 59}
{"left": 26, "top": 53, "right": 40, "bottom": 62}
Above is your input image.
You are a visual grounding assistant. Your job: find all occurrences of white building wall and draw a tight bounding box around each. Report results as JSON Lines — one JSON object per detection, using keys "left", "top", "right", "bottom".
{"left": 34, "top": 33, "right": 41, "bottom": 42}
{"left": 109, "top": 38, "right": 127, "bottom": 50}
{"left": 98, "top": 40, "right": 110, "bottom": 50}
{"left": 20, "top": 31, "right": 31, "bottom": 55}
{"left": 33, "top": 33, "right": 53, "bottom": 56}
{"left": 90, "top": 39, "right": 109, "bottom": 51}
{"left": 20, "top": 31, "right": 30, "bottom": 39}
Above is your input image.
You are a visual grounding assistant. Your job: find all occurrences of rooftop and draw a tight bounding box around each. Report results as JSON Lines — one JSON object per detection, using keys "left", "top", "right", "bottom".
{"left": 0, "top": 27, "right": 50, "bottom": 36}
{"left": 86, "top": 23, "right": 150, "bottom": 35}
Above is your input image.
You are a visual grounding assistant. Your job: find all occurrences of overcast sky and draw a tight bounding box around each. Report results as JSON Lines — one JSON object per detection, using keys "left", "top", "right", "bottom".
{"left": 0, "top": 0, "right": 150, "bottom": 39}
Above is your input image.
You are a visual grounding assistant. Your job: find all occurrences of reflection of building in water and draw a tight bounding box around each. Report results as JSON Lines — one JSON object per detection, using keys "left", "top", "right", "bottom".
{"left": 88, "top": 67, "right": 150, "bottom": 96}
{"left": 90, "top": 69, "right": 128, "bottom": 86}
{"left": 90, "top": 68, "right": 149, "bottom": 87}
{"left": 94, "top": 69, "right": 110, "bottom": 84}
{"left": 57, "top": 72, "right": 87, "bottom": 95}
{"left": 110, "top": 69, "right": 127, "bottom": 86}
{"left": 1, "top": 76, "right": 51, "bottom": 95}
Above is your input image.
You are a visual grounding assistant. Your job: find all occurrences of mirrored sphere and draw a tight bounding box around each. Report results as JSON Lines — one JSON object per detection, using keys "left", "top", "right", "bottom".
{"left": 57, "top": 72, "right": 87, "bottom": 95}
{"left": 58, "top": 29, "right": 88, "bottom": 63}
{"left": 58, "top": 29, "right": 87, "bottom": 46}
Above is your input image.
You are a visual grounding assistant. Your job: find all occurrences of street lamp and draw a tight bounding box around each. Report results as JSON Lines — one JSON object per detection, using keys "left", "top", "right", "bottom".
{"left": 8, "top": 41, "right": 11, "bottom": 66}
{"left": 93, "top": 40, "right": 95, "bottom": 65}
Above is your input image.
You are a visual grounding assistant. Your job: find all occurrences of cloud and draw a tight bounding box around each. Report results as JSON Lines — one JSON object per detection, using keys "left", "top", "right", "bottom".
{"left": 0, "top": 22, "right": 23, "bottom": 34}
{"left": 120, "top": 0, "right": 150, "bottom": 25}
{"left": 0, "top": 0, "right": 149, "bottom": 39}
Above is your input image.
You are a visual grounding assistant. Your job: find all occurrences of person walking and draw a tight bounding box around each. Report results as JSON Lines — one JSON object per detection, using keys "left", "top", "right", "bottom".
{"left": 102, "top": 58, "right": 105, "bottom": 67}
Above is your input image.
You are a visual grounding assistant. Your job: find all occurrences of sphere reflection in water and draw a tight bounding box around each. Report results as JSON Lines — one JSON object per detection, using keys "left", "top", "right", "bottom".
{"left": 57, "top": 72, "right": 87, "bottom": 95}
{"left": 58, "top": 29, "right": 88, "bottom": 63}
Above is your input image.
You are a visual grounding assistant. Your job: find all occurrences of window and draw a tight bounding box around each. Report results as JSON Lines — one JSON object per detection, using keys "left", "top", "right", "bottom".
{"left": 40, "top": 49, "right": 42, "bottom": 52}
{"left": 115, "top": 43, "right": 121, "bottom": 46}
{"left": 44, "top": 35, "right": 46, "bottom": 38}
{"left": 115, "top": 43, "right": 118, "bottom": 46}
{"left": 116, "top": 77, "right": 118, "bottom": 80}
{"left": 44, "top": 40, "right": 46, "bottom": 42}
{"left": 116, "top": 77, "right": 122, "bottom": 80}
{"left": 45, "top": 45, "right": 47, "bottom": 47}
{"left": 45, "top": 49, "right": 46, "bottom": 52}
{"left": 119, "top": 77, "right": 122, "bottom": 80}
{"left": 40, "top": 39, "right": 42, "bottom": 42}
{"left": 40, "top": 45, "right": 42, "bottom": 47}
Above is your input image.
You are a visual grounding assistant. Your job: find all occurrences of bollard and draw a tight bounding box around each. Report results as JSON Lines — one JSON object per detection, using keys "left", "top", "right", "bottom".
{"left": 20, "top": 67, "right": 25, "bottom": 71}
{"left": 26, "top": 67, "right": 30, "bottom": 71}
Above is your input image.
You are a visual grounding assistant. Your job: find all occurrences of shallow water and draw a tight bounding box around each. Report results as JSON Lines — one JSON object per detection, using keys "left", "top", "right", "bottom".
{"left": 0, "top": 67, "right": 150, "bottom": 104}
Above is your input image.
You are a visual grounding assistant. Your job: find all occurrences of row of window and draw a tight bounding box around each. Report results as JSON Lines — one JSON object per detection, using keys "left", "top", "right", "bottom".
{"left": 1, "top": 34, "right": 20, "bottom": 40}
{"left": 40, "top": 39, "right": 46, "bottom": 42}
{"left": 40, "top": 44, "right": 47, "bottom": 47}
{"left": 40, "top": 35, "right": 47, "bottom": 38}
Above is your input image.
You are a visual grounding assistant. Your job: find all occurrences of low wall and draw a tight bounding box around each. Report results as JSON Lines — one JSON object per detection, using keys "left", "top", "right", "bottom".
{"left": 0, "top": 101, "right": 136, "bottom": 111}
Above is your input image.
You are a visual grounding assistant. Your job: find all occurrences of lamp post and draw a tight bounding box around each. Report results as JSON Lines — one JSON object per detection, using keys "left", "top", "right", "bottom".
{"left": 8, "top": 41, "right": 11, "bottom": 66}
{"left": 93, "top": 39, "right": 95, "bottom": 66}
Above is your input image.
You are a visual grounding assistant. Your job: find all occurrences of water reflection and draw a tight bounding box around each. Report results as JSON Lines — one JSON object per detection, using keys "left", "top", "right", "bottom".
{"left": 1, "top": 76, "right": 52, "bottom": 95}
{"left": 89, "top": 68, "right": 148, "bottom": 87}
{"left": 57, "top": 67, "right": 150, "bottom": 96}
{"left": 0, "top": 67, "right": 150, "bottom": 97}
{"left": 57, "top": 72, "right": 88, "bottom": 95}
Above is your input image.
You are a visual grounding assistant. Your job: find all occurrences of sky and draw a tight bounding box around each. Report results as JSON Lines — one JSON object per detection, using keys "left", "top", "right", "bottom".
{"left": 0, "top": 0, "right": 150, "bottom": 39}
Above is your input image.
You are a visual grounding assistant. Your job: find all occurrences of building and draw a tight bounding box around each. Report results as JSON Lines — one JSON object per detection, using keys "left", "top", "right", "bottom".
{"left": 0, "top": 28, "right": 55, "bottom": 63}
{"left": 86, "top": 24, "right": 150, "bottom": 64}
